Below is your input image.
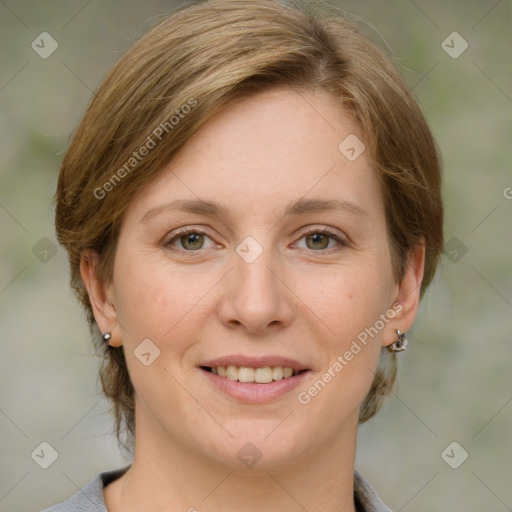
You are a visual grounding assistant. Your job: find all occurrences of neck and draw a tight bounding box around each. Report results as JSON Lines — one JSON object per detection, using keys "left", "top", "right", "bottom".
{"left": 107, "top": 409, "right": 359, "bottom": 512}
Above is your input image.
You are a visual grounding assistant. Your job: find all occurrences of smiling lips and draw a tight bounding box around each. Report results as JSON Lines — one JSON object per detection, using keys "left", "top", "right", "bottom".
{"left": 199, "top": 355, "right": 310, "bottom": 402}
{"left": 200, "top": 356, "right": 308, "bottom": 382}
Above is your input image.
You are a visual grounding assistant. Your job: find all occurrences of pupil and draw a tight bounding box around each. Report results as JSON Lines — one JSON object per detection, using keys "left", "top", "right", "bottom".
{"left": 184, "top": 233, "right": 203, "bottom": 249}
{"left": 308, "top": 233, "right": 328, "bottom": 250}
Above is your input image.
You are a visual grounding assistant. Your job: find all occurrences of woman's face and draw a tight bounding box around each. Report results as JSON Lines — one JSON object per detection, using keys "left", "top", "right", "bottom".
{"left": 95, "top": 87, "right": 418, "bottom": 469}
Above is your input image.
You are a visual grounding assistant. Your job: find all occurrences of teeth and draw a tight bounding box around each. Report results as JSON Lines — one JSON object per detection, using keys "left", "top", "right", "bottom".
{"left": 272, "top": 366, "right": 284, "bottom": 381}
{"left": 238, "top": 367, "right": 255, "bottom": 383}
{"left": 226, "top": 365, "right": 238, "bottom": 381}
{"left": 209, "top": 365, "right": 298, "bottom": 383}
{"left": 255, "top": 367, "right": 273, "bottom": 383}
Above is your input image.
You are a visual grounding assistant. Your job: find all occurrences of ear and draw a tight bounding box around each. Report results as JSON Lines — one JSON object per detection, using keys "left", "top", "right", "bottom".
{"left": 382, "top": 241, "right": 425, "bottom": 348}
{"left": 80, "top": 250, "right": 123, "bottom": 347}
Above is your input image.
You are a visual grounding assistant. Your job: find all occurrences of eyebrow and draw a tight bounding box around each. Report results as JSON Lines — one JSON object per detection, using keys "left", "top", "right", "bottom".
{"left": 140, "top": 197, "right": 367, "bottom": 223}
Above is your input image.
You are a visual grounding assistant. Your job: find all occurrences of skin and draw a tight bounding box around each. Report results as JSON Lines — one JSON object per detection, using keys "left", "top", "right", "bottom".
{"left": 82, "top": 86, "right": 424, "bottom": 512}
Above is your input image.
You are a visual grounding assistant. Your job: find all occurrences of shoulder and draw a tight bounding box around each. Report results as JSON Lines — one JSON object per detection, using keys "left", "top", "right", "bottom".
{"left": 354, "top": 470, "right": 393, "bottom": 512}
{"left": 39, "top": 465, "right": 131, "bottom": 512}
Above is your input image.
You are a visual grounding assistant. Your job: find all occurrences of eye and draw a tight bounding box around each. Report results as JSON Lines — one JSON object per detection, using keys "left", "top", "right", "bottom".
{"left": 295, "top": 227, "right": 348, "bottom": 252}
{"left": 165, "top": 226, "right": 348, "bottom": 254}
{"left": 166, "top": 228, "right": 217, "bottom": 251}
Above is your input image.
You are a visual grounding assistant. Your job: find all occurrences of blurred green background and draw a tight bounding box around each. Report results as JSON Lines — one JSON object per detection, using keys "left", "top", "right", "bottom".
{"left": 0, "top": 1, "right": 510, "bottom": 511}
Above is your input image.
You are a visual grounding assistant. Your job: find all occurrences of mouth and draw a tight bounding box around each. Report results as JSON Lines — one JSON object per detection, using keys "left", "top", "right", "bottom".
{"left": 200, "top": 365, "right": 307, "bottom": 383}
{"left": 198, "top": 356, "right": 311, "bottom": 403}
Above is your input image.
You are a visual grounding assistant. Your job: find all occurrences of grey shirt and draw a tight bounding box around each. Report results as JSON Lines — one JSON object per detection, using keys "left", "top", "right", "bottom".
{"left": 40, "top": 465, "right": 392, "bottom": 512}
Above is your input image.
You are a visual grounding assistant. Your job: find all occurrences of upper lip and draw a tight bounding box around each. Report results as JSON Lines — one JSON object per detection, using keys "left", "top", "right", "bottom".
{"left": 200, "top": 355, "right": 309, "bottom": 372}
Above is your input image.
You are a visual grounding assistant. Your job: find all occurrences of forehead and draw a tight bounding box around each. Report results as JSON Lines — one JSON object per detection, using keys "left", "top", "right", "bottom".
{"left": 125, "top": 87, "right": 383, "bottom": 222}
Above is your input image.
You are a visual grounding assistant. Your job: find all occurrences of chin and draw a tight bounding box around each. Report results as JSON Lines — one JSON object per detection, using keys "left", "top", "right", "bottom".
{"left": 199, "top": 420, "right": 311, "bottom": 471}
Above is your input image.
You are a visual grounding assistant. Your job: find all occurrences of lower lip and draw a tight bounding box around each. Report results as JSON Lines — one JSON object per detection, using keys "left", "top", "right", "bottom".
{"left": 200, "top": 368, "right": 310, "bottom": 404}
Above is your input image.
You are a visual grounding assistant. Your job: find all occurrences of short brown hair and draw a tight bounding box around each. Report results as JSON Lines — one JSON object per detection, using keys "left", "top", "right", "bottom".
{"left": 55, "top": 0, "right": 443, "bottom": 452}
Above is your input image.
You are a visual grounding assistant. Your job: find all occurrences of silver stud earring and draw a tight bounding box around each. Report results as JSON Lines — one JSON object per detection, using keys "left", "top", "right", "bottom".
{"left": 102, "top": 332, "right": 112, "bottom": 344}
{"left": 387, "top": 329, "right": 408, "bottom": 352}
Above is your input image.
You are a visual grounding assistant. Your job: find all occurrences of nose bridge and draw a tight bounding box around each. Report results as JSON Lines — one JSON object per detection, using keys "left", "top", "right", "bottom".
{"left": 235, "top": 238, "right": 277, "bottom": 294}
{"left": 218, "top": 234, "right": 293, "bottom": 332}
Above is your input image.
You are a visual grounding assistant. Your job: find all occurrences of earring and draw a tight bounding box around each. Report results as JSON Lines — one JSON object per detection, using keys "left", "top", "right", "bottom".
{"left": 387, "top": 329, "right": 408, "bottom": 352}
{"left": 102, "top": 332, "right": 112, "bottom": 344}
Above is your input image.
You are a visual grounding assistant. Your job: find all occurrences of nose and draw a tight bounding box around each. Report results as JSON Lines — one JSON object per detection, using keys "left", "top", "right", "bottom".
{"left": 217, "top": 243, "right": 295, "bottom": 335}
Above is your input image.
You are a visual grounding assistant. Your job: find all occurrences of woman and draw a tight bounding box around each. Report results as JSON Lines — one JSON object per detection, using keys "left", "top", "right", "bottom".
{"left": 43, "top": 0, "right": 443, "bottom": 510}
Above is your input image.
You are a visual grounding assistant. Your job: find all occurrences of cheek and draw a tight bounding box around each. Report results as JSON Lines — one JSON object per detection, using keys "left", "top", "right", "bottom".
{"left": 110, "top": 253, "right": 207, "bottom": 411}
{"left": 112, "top": 252, "right": 185, "bottom": 343}
{"left": 295, "top": 259, "right": 393, "bottom": 343}
{"left": 291, "top": 262, "right": 390, "bottom": 407}
{"left": 112, "top": 249, "right": 223, "bottom": 362}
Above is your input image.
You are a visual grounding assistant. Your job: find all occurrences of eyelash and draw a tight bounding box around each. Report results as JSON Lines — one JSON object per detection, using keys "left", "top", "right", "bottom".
{"left": 299, "top": 226, "right": 348, "bottom": 246}
{"left": 165, "top": 226, "right": 349, "bottom": 255}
